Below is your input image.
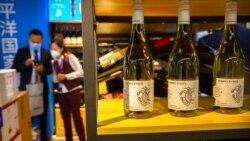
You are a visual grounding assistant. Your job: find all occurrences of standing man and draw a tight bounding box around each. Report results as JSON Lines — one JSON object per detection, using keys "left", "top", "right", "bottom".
{"left": 11, "top": 29, "right": 52, "bottom": 141}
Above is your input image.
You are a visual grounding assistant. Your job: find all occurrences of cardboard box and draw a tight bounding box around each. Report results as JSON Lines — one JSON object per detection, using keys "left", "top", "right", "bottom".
{"left": 29, "top": 95, "right": 44, "bottom": 116}
{"left": 0, "top": 69, "right": 17, "bottom": 107}
{"left": 0, "top": 100, "right": 19, "bottom": 141}
{"left": 55, "top": 107, "right": 86, "bottom": 137}
{"left": 9, "top": 132, "right": 21, "bottom": 141}
{"left": 0, "top": 131, "right": 21, "bottom": 141}
{"left": 14, "top": 133, "right": 22, "bottom": 141}
{"left": 17, "top": 91, "right": 32, "bottom": 141}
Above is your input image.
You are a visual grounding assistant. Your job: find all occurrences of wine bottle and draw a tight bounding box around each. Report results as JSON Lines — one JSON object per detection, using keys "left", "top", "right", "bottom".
{"left": 167, "top": 0, "right": 199, "bottom": 117}
{"left": 64, "top": 26, "right": 71, "bottom": 45}
{"left": 98, "top": 47, "right": 127, "bottom": 73}
{"left": 70, "top": 26, "right": 77, "bottom": 44}
{"left": 76, "top": 26, "right": 82, "bottom": 44}
{"left": 213, "top": 0, "right": 245, "bottom": 114}
{"left": 59, "top": 25, "right": 64, "bottom": 35}
{"left": 55, "top": 25, "right": 59, "bottom": 34}
{"left": 123, "top": 0, "right": 154, "bottom": 119}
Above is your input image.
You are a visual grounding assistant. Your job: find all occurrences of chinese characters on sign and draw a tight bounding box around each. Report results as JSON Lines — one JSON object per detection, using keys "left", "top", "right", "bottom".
{"left": 0, "top": 1, "right": 18, "bottom": 68}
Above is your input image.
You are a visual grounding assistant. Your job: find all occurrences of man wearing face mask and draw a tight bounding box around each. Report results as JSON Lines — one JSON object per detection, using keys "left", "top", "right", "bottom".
{"left": 11, "top": 29, "right": 52, "bottom": 141}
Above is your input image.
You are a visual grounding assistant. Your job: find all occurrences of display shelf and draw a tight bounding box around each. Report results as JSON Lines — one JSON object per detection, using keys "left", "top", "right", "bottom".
{"left": 94, "top": 0, "right": 250, "bottom": 17}
{"left": 97, "top": 96, "right": 250, "bottom": 136}
{"left": 65, "top": 44, "right": 83, "bottom": 48}
{"left": 81, "top": 1, "right": 250, "bottom": 141}
{"left": 49, "top": 21, "right": 82, "bottom": 24}
{"left": 82, "top": 0, "right": 98, "bottom": 141}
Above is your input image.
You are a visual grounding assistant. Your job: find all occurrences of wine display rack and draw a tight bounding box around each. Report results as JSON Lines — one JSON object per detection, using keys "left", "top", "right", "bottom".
{"left": 81, "top": 1, "right": 250, "bottom": 141}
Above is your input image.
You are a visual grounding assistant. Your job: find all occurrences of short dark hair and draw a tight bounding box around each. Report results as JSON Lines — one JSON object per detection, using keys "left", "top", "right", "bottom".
{"left": 29, "top": 29, "right": 43, "bottom": 38}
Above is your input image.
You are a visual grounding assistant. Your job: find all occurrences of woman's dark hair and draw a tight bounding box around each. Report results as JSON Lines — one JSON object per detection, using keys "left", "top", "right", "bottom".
{"left": 52, "top": 33, "right": 69, "bottom": 54}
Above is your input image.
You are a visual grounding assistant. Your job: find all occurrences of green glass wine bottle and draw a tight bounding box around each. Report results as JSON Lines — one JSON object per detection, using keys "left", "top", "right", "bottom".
{"left": 123, "top": 0, "right": 154, "bottom": 119}
{"left": 167, "top": 0, "right": 199, "bottom": 117}
{"left": 213, "top": 0, "right": 245, "bottom": 114}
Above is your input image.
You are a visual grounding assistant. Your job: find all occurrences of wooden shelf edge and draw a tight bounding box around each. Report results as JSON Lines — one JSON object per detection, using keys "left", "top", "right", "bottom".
{"left": 98, "top": 122, "right": 250, "bottom": 135}
{"left": 65, "top": 44, "right": 83, "bottom": 47}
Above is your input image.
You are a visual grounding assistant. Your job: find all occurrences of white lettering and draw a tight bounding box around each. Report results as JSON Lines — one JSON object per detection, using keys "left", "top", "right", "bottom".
{"left": 2, "top": 38, "right": 18, "bottom": 53}
{"left": 0, "top": 3, "right": 15, "bottom": 19}
{"left": 3, "top": 54, "right": 15, "bottom": 68}
{"left": 0, "top": 20, "right": 17, "bottom": 37}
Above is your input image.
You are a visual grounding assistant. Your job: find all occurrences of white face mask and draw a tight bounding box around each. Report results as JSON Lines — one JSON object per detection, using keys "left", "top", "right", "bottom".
{"left": 29, "top": 41, "right": 42, "bottom": 50}
{"left": 51, "top": 50, "right": 60, "bottom": 59}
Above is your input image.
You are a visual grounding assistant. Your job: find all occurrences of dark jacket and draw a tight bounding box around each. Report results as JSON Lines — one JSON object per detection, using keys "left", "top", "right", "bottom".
{"left": 11, "top": 46, "right": 52, "bottom": 95}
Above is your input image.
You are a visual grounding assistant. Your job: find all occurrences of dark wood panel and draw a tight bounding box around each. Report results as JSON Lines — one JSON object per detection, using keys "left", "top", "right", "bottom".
{"left": 94, "top": 0, "right": 250, "bottom": 17}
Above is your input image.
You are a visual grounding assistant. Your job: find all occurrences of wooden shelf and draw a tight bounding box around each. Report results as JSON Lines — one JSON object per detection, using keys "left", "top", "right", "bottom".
{"left": 81, "top": 1, "right": 250, "bottom": 141}
{"left": 97, "top": 95, "right": 250, "bottom": 136}
{"left": 49, "top": 21, "right": 82, "bottom": 24}
{"left": 65, "top": 44, "right": 83, "bottom": 48}
{"left": 94, "top": 0, "right": 250, "bottom": 17}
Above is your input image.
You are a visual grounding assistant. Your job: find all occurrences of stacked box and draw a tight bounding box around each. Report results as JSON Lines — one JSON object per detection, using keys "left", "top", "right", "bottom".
{"left": 0, "top": 100, "right": 20, "bottom": 141}
{"left": 0, "top": 69, "right": 20, "bottom": 141}
{"left": 15, "top": 133, "right": 22, "bottom": 141}
{"left": 9, "top": 132, "right": 21, "bottom": 141}
{"left": 0, "top": 69, "right": 17, "bottom": 107}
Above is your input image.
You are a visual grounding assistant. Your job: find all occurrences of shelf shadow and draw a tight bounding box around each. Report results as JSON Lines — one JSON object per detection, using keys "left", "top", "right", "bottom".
{"left": 97, "top": 95, "right": 250, "bottom": 127}
{"left": 98, "top": 115, "right": 127, "bottom": 127}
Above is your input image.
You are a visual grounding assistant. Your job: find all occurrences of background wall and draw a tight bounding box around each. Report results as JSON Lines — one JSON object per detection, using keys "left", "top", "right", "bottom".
{"left": 0, "top": 0, "right": 50, "bottom": 68}
{"left": 0, "top": 0, "right": 53, "bottom": 137}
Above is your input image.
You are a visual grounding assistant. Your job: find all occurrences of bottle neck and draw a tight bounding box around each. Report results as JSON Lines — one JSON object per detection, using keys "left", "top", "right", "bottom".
{"left": 178, "top": 0, "right": 190, "bottom": 25}
{"left": 221, "top": 1, "right": 238, "bottom": 42}
{"left": 132, "top": 0, "right": 144, "bottom": 25}
{"left": 222, "top": 24, "right": 237, "bottom": 40}
{"left": 177, "top": 0, "right": 191, "bottom": 38}
{"left": 176, "top": 24, "right": 191, "bottom": 39}
{"left": 130, "top": 0, "right": 146, "bottom": 43}
{"left": 225, "top": 0, "right": 237, "bottom": 25}
{"left": 131, "top": 24, "right": 146, "bottom": 43}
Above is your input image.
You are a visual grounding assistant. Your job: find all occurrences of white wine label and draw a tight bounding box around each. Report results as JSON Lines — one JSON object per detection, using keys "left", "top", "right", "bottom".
{"left": 178, "top": 0, "right": 190, "bottom": 24}
{"left": 225, "top": 1, "right": 237, "bottom": 24}
{"left": 213, "top": 78, "right": 244, "bottom": 108}
{"left": 132, "top": 0, "right": 144, "bottom": 24}
{"left": 123, "top": 80, "right": 154, "bottom": 111}
{"left": 168, "top": 79, "right": 198, "bottom": 110}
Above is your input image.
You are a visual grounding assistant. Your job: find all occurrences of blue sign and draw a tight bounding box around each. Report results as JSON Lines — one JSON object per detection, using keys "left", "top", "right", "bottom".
{"left": 0, "top": 1, "right": 19, "bottom": 68}
{"left": 0, "top": 0, "right": 50, "bottom": 68}
{"left": 49, "top": 0, "right": 82, "bottom": 21}
{"left": 0, "top": 0, "right": 54, "bottom": 137}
